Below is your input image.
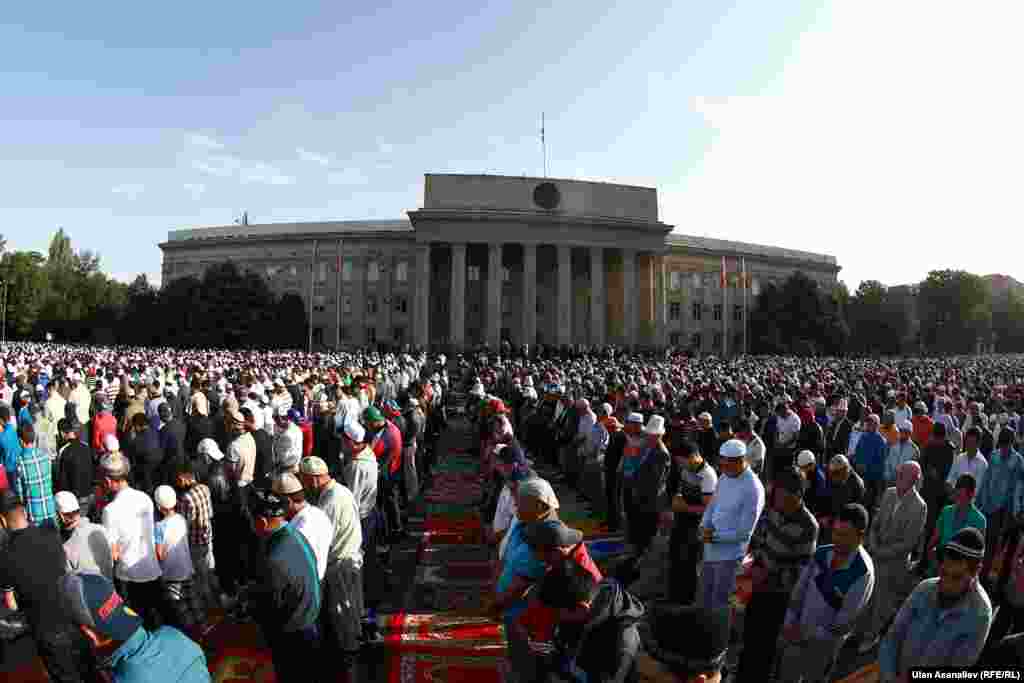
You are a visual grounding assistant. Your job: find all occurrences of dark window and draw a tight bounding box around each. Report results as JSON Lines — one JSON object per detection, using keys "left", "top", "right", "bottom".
{"left": 691, "top": 303, "right": 702, "bottom": 321}
{"left": 669, "top": 332, "right": 681, "bottom": 346}
{"left": 669, "top": 302, "right": 681, "bottom": 321}
{"left": 312, "top": 327, "right": 324, "bottom": 345}
{"left": 366, "top": 296, "right": 377, "bottom": 314}
{"left": 713, "top": 304, "right": 722, "bottom": 321}
{"left": 733, "top": 305, "right": 743, "bottom": 322}
{"left": 691, "top": 333, "right": 702, "bottom": 348}
{"left": 713, "top": 332, "right": 723, "bottom": 348}
{"left": 393, "top": 326, "right": 405, "bottom": 342}
{"left": 394, "top": 296, "right": 408, "bottom": 314}
{"left": 366, "top": 326, "right": 377, "bottom": 343}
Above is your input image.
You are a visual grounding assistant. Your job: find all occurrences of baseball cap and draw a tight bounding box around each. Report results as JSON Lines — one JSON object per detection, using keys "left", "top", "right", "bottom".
{"left": 271, "top": 472, "right": 303, "bottom": 496}
{"left": 299, "top": 456, "right": 329, "bottom": 476}
{"left": 154, "top": 485, "right": 176, "bottom": 510}
{"left": 55, "top": 490, "right": 80, "bottom": 514}
{"left": 60, "top": 573, "right": 143, "bottom": 642}
{"left": 522, "top": 519, "right": 583, "bottom": 548}
{"left": 364, "top": 406, "right": 385, "bottom": 424}
{"left": 197, "top": 438, "right": 225, "bottom": 462}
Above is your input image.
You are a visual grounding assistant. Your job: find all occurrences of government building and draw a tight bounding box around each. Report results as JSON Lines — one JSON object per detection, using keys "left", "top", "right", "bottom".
{"left": 159, "top": 173, "right": 840, "bottom": 353}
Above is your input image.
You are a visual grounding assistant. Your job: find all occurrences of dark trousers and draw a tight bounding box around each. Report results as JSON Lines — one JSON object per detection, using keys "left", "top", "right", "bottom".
{"left": 922, "top": 492, "right": 949, "bottom": 560}
{"left": 669, "top": 521, "right": 702, "bottom": 605}
{"left": 361, "top": 511, "right": 385, "bottom": 606}
{"left": 121, "top": 578, "right": 164, "bottom": 630}
{"left": 863, "top": 478, "right": 884, "bottom": 515}
{"left": 625, "top": 504, "right": 659, "bottom": 554}
{"left": 736, "top": 589, "right": 791, "bottom": 682}
{"left": 267, "top": 624, "right": 322, "bottom": 683}
{"left": 378, "top": 476, "right": 403, "bottom": 538}
{"left": 214, "top": 511, "right": 247, "bottom": 596}
{"left": 35, "top": 625, "right": 96, "bottom": 683}
{"left": 604, "top": 458, "right": 622, "bottom": 532}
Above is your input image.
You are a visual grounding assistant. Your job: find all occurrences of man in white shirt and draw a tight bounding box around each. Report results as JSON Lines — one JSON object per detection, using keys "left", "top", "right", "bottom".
{"left": 272, "top": 472, "right": 331, "bottom": 581}
{"left": 775, "top": 401, "right": 802, "bottom": 450}
{"left": 947, "top": 427, "right": 989, "bottom": 493}
{"left": 153, "top": 485, "right": 205, "bottom": 637}
{"left": 99, "top": 453, "right": 162, "bottom": 628}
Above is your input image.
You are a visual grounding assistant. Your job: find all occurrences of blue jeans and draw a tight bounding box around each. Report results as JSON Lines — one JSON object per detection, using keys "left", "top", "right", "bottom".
{"left": 699, "top": 558, "right": 739, "bottom": 610}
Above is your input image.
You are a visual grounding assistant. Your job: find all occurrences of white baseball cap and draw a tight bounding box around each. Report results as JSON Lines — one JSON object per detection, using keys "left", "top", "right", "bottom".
{"left": 154, "top": 485, "right": 177, "bottom": 510}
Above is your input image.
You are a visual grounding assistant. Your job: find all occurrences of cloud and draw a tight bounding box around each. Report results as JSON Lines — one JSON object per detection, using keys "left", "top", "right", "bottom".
{"left": 378, "top": 142, "right": 395, "bottom": 155}
{"left": 297, "top": 148, "right": 331, "bottom": 166}
{"left": 327, "top": 168, "right": 369, "bottom": 186}
{"left": 187, "top": 133, "right": 224, "bottom": 150}
{"left": 111, "top": 183, "right": 144, "bottom": 197}
{"left": 240, "top": 161, "right": 295, "bottom": 186}
{"left": 665, "top": 1, "right": 1024, "bottom": 289}
{"left": 183, "top": 183, "right": 206, "bottom": 199}
{"left": 192, "top": 153, "right": 294, "bottom": 186}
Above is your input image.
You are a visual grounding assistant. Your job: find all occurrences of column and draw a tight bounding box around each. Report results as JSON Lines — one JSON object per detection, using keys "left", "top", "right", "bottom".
{"left": 654, "top": 254, "right": 667, "bottom": 348}
{"left": 622, "top": 248, "right": 637, "bottom": 349}
{"left": 487, "top": 243, "right": 502, "bottom": 349}
{"left": 522, "top": 243, "right": 537, "bottom": 347}
{"left": 590, "top": 247, "right": 605, "bottom": 347}
{"left": 450, "top": 243, "right": 466, "bottom": 349}
{"left": 335, "top": 239, "right": 343, "bottom": 348}
{"left": 378, "top": 249, "right": 393, "bottom": 345}
{"left": 414, "top": 244, "right": 431, "bottom": 348}
{"left": 557, "top": 244, "right": 572, "bottom": 346}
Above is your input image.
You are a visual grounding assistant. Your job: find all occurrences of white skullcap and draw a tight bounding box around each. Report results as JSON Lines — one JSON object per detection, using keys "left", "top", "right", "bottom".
{"left": 55, "top": 491, "right": 80, "bottom": 514}
{"left": 343, "top": 419, "right": 366, "bottom": 443}
{"left": 517, "top": 478, "right": 559, "bottom": 510}
{"left": 719, "top": 439, "right": 747, "bottom": 460}
{"left": 796, "top": 450, "right": 817, "bottom": 467}
{"left": 154, "top": 485, "right": 177, "bottom": 510}
{"left": 103, "top": 434, "right": 120, "bottom": 453}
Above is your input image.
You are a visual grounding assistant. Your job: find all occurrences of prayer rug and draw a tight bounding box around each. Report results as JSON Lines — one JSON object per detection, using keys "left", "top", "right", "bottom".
{"left": 377, "top": 612, "right": 508, "bottom": 683}
{"left": 419, "top": 544, "right": 494, "bottom": 565}
{"left": 837, "top": 663, "right": 880, "bottom": 683}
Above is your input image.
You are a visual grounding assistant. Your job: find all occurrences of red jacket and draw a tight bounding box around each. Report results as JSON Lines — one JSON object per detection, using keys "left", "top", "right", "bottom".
{"left": 371, "top": 420, "right": 404, "bottom": 475}
{"left": 92, "top": 412, "right": 117, "bottom": 454}
{"left": 299, "top": 420, "right": 314, "bottom": 458}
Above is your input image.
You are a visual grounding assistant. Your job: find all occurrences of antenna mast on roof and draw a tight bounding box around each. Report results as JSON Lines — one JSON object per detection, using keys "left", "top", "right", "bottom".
{"left": 541, "top": 112, "right": 547, "bottom": 178}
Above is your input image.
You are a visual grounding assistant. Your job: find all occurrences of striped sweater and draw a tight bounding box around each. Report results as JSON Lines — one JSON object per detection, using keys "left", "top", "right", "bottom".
{"left": 749, "top": 504, "right": 819, "bottom": 593}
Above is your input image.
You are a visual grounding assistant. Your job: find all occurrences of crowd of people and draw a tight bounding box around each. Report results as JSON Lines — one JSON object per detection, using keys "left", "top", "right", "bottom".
{"left": 0, "top": 343, "right": 448, "bottom": 683}
{"left": 3, "top": 342, "right": 1024, "bottom": 682}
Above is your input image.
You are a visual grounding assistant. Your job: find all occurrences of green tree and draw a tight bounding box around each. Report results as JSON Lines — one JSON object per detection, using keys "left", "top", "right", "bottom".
{"left": 1, "top": 251, "right": 48, "bottom": 338}
{"left": 993, "top": 290, "right": 1024, "bottom": 352}
{"left": 918, "top": 270, "right": 991, "bottom": 354}
{"left": 749, "top": 271, "right": 848, "bottom": 356}
{"left": 847, "top": 280, "right": 912, "bottom": 355}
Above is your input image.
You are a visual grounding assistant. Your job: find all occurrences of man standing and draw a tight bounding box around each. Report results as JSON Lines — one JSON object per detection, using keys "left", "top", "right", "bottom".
{"left": 272, "top": 472, "right": 331, "bottom": 581}
{"left": 157, "top": 403, "right": 186, "bottom": 487}
{"left": 857, "top": 462, "right": 927, "bottom": 654}
{"left": 826, "top": 399, "right": 853, "bottom": 461}
{"left": 99, "top": 452, "right": 163, "bottom": 628}
{"left": 299, "top": 455, "right": 365, "bottom": 678}
{"left": 777, "top": 503, "right": 875, "bottom": 682}
{"left": 920, "top": 422, "right": 957, "bottom": 565}
{"left": 698, "top": 439, "right": 765, "bottom": 610}
{"left": 975, "top": 429, "right": 1024, "bottom": 583}
{"left": 667, "top": 439, "right": 717, "bottom": 605}
{"left": 947, "top": 427, "right": 989, "bottom": 493}
{"left": 852, "top": 414, "right": 887, "bottom": 512}
{"left": 735, "top": 466, "right": 818, "bottom": 681}
{"left": 820, "top": 455, "right": 865, "bottom": 544}
{"left": 0, "top": 490, "right": 96, "bottom": 682}
{"left": 175, "top": 460, "right": 216, "bottom": 612}
{"left": 884, "top": 421, "right": 920, "bottom": 490}
{"left": 12, "top": 423, "right": 57, "bottom": 528}
{"left": 880, "top": 527, "right": 993, "bottom": 681}
{"left": 56, "top": 490, "right": 114, "bottom": 581}
{"left": 247, "top": 488, "right": 323, "bottom": 683}
{"left": 54, "top": 418, "right": 95, "bottom": 519}
{"left": 226, "top": 407, "right": 256, "bottom": 486}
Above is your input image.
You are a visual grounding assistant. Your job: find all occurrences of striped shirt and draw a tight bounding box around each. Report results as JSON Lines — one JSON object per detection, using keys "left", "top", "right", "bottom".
{"left": 178, "top": 483, "right": 213, "bottom": 549}
{"left": 14, "top": 447, "right": 57, "bottom": 527}
{"left": 750, "top": 504, "right": 819, "bottom": 593}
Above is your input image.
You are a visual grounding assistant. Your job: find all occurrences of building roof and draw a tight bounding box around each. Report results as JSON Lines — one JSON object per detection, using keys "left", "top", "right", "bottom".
{"left": 166, "top": 220, "right": 412, "bottom": 243}
{"left": 666, "top": 233, "right": 838, "bottom": 268}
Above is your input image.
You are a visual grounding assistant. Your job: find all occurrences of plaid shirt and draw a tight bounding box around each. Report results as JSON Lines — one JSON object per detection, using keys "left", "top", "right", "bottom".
{"left": 177, "top": 483, "right": 213, "bottom": 549}
{"left": 14, "top": 447, "right": 56, "bottom": 527}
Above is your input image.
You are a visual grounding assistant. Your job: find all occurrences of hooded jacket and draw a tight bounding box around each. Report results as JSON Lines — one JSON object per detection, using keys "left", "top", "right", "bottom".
{"left": 551, "top": 579, "right": 645, "bottom": 683}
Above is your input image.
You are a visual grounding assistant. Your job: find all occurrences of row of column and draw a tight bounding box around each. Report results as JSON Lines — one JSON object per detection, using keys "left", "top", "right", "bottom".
{"left": 413, "top": 243, "right": 656, "bottom": 349}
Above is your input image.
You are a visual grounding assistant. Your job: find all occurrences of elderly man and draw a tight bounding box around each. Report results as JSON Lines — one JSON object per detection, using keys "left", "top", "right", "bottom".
{"left": 777, "top": 503, "right": 875, "bottom": 683}
{"left": 884, "top": 420, "right": 920, "bottom": 490}
{"left": 698, "top": 439, "right": 765, "bottom": 610}
{"left": 880, "top": 527, "right": 993, "bottom": 681}
{"left": 299, "top": 455, "right": 365, "bottom": 678}
{"left": 857, "top": 461, "right": 928, "bottom": 653}
{"left": 56, "top": 490, "right": 114, "bottom": 580}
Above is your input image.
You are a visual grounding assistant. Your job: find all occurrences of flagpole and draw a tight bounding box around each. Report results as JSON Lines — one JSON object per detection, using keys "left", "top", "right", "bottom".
{"left": 541, "top": 112, "right": 547, "bottom": 178}
{"left": 308, "top": 239, "right": 318, "bottom": 353}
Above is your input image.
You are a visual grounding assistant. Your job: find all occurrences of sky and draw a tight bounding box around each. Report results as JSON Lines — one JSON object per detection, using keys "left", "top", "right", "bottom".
{"left": 2, "top": 1, "right": 1021, "bottom": 290}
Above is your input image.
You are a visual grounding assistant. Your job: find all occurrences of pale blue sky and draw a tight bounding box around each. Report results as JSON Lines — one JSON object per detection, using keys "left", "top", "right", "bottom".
{"left": 3, "top": 1, "right": 1021, "bottom": 290}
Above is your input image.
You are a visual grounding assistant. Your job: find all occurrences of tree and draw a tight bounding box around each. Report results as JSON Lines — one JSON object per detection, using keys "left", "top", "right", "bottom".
{"left": 1, "top": 251, "right": 48, "bottom": 338}
{"left": 749, "top": 271, "right": 847, "bottom": 356}
{"left": 846, "top": 280, "right": 912, "bottom": 355}
{"left": 993, "top": 290, "right": 1024, "bottom": 353}
{"left": 918, "top": 270, "right": 992, "bottom": 354}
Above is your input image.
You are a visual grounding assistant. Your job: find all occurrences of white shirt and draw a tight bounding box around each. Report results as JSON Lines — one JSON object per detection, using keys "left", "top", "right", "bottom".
{"left": 290, "top": 504, "right": 332, "bottom": 580}
{"left": 947, "top": 452, "right": 989, "bottom": 491}
{"left": 776, "top": 411, "right": 802, "bottom": 447}
{"left": 156, "top": 513, "right": 194, "bottom": 582}
{"left": 492, "top": 485, "right": 517, "bottom": 536}
{"left": 317, "top": 480, "right": 363, "bottom": 567}
{"left": 102, "top": 486, "right": 162, "bottom": 583}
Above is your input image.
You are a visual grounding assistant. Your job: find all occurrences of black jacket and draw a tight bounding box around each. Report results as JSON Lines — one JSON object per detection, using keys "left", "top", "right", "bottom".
{"left": 546, "top": 580, "right": 644, "bottom": 683}
{"left": 797, "top": 420, "right": 825, "bottom": 460}
{"left": 55, "top": 441, "right": 95, "bottom": 499}
{"left": 158, "top": 420, "right": 187, "bottom": 486}
{"left": 124, "top": 427, "right": 162, "bottom": 495}
{"left": 185, "top": 414, "right": 214, "bottom": 457}
{"left": 251, "top": 429, "right": 275, "bottom": 489}
{"left": 826, "top": 417, "right": 852, "bottom": 459}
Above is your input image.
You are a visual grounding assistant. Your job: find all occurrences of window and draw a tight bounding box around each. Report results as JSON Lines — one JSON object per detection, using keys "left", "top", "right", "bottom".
{"left": 733, "top": 305, "right": 743, "bottom": 322}
{"left": 713, "top": 304, "right": 722, "bottom": 321}
{"left": 317, "top": 262, "right": 327, "bottom": 282}
{"left": 367, "top": 260, "right": 380, "bottom": 282}
{"left": 313, "top": 327, "right": 324, "bottom": 345}
{"left": 670, "top": 271, "right": 682, "bottom": 291}
{"left": 713, "top": 332, "right": 723, "bottom": 348}
{"left": 537, "top": 300, "right": 543, "bottom": 315}
{"left": 366, "top": 326, "right": 376, "bottom": 343}
{"left": 669, "top": 302, "right": 681, "bottom": 321}
{"left": 734, "top": 333, "right": 744, "bottom": 352}
{"left": 394, "top": 296, "right": 408, "bottom": 314}
{"left": 692, "top": 303, "right": 702, "bottom": 321}
{"left": 393, "top": 326, "right": 405, "bottom": 342}
{"left": 395, "top": 261, "right": 408, "bottom": 283}
{"left": 469, "top": 303, "right": 480, "bottom": 314}
{"left": 502, "top": 266, "right": 511, "bottom": 283}
{"left": 339, "top": 326, "right": 349, "bottom": 341}
{"left": 691, "top": 333, "right": 702, "bottom": 348}
{"left": 669, "top": 332, "right": 681, "bottom": 346}
{"left": 366, "top": 296, "right": 377, "bottom": 314}
{"left": 313, "top": 295, "right": 326, "bottom": 313}
{"left": 342, "top": 296, "right": 352, "bottom": 314}
{"left": 342, "top": 259, "right": 353, "bottom": 282}
{"left": 468, "top": 265, "right": 481, "bottom": 282}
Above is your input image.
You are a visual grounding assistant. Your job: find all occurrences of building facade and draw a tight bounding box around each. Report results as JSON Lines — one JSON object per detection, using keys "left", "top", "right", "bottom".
{"left": 159, "top": 173, "right": 840, "bottom": 353}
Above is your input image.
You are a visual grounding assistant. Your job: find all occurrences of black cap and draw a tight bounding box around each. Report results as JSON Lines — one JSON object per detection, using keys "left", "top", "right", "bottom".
{"left": 249, "top": 489, "right": 288, "bottom": 519}
{"left": 955, "top": 473, "right": 978, "bottom": 491}
{"left": 773, "top": 466, "right": 805, "bottom": 498}
{"left": 837, "top": 503, "right": 869, "bottom": 532}
{"left": 945, "top": 527, "right": 985, "bottom": 561}
{"left": 649, "top": 603, "right": 730, "bottom": 676}
{"left": 522, "top": 519, "right": 583, "bottom": 548}
{"left": 0, "top": 490, "right": 23, "bottom": 515}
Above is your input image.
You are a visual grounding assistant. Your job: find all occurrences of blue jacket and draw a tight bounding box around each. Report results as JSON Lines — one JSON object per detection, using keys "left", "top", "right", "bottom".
{"left": 0, "top": 424, "right": 22, "bottom": 480}
{"left": 976, "top": 448, "right": 1024, "bottom": 517}
{"left": 853, "top": 431, "right": 887, "bottom": 482}
{"left": 108, "top": 625, "right": 210, "bottom": 682}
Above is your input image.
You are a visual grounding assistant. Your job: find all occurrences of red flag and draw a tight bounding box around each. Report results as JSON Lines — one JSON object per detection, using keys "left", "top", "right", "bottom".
{"left": 336, "top": 253, "right": 341, "bottom": 273}
{"left": 720, "top": 255, "right": 727, "bottom": 288}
